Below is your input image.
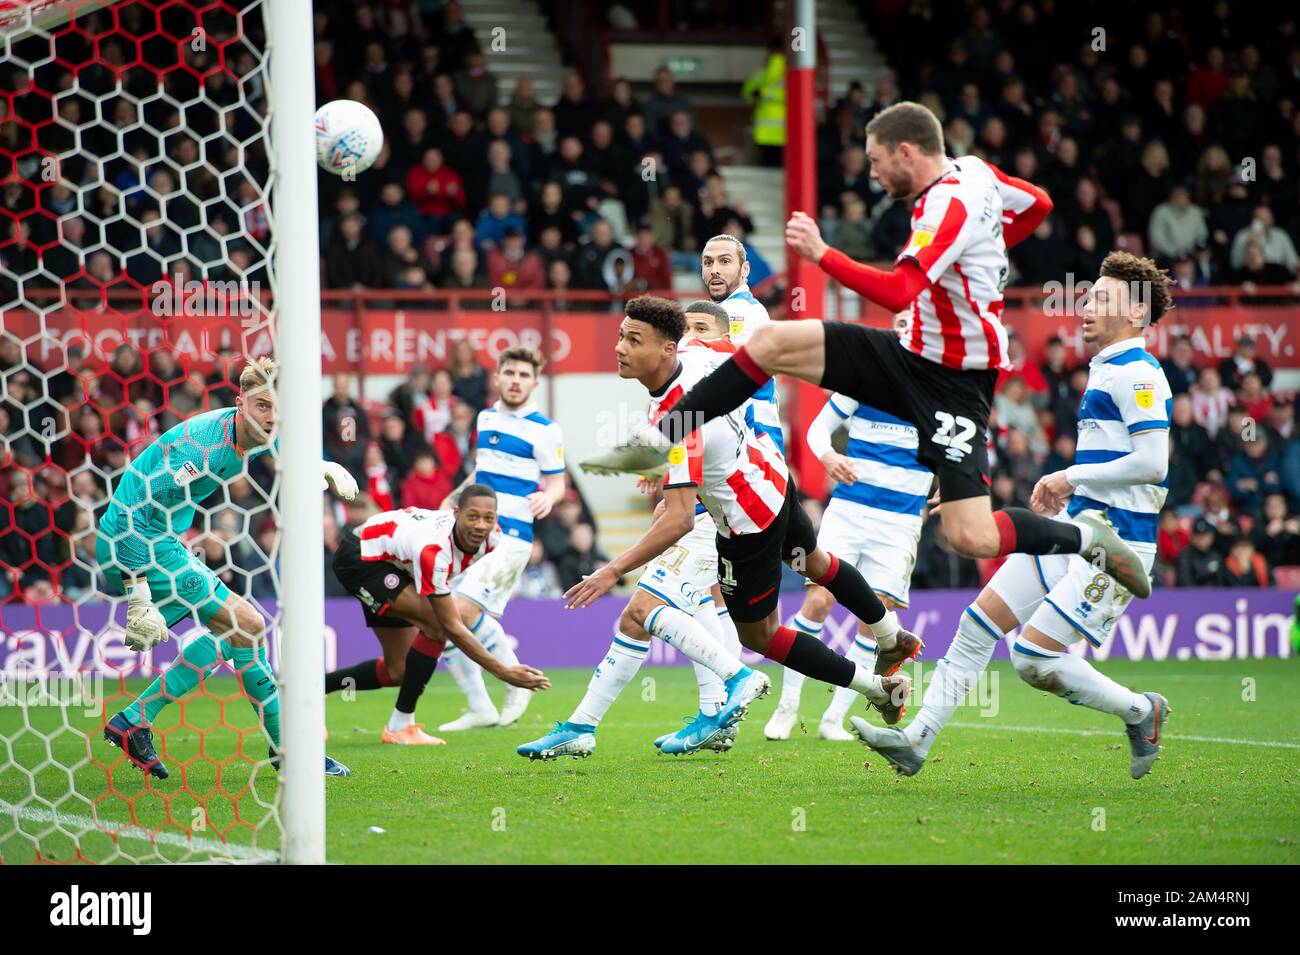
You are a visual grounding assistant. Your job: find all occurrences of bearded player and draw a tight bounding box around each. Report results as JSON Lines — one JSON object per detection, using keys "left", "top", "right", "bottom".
{"left": 587, "top": 102, "right": 1153, "bottom": 614}
{"left": 99, "top": 357, "right": 357, "bottom": 779}
{"left": 855, "top": 253, "right": 1173, "bottom": 779}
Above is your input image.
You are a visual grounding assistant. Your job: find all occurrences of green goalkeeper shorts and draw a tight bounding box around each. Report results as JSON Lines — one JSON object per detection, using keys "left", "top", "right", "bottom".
{"left": 96, "top": 529, "right": 231, "bottom": 627}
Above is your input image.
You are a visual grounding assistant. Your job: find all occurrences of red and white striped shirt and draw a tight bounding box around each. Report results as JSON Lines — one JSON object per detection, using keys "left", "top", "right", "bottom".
{"left": 357, "top": 507, "right": 500, "bottom": 596}
{"left": 411, "top": 394, "right": 453, "bottom": 444}
{"left": 897, "top": 155, "right": 1050, "bottom": 372}
{"left": 651, "top": 340, "right": 789, "bottom": 536}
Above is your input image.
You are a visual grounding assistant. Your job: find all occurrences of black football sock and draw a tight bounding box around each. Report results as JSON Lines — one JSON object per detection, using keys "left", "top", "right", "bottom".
{"left": 325, "top": 658, "right": 388, "bottom": 694}
{"left": 767, "top": 626, "right": 856, "bottom": 687}
{"left": 994, "top": 508, "right": 1083, "bottom": 556}
{"left": 655, "top": 346, "right": 770, "bottom": 445}
{"left": 812, "top": 554, "right": 886, "bottom": 624}
{"left": 394, "top": 639, "right": 441, "bottom": 715}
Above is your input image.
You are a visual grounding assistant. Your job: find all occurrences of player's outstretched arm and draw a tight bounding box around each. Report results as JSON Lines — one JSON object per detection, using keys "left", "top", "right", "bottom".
{"left": 563, "top": 485, "right": 696, "bottom": 609}
{"left": 429, "top": 594, "right": 551, "bottom": 690}
{"left": 806, "top": 398, "right": 859, "bottom": 485}
{"left": 787, "top": 211, "right": 929, "bottom": 311}
{"left": 320, "top": 460, "right": 359, "bottom": 500}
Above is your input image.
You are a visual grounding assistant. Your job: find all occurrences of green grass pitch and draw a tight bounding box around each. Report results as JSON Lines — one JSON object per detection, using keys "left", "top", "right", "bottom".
{"left": 2, "top": 659, "right": 1297, "bottom": 864}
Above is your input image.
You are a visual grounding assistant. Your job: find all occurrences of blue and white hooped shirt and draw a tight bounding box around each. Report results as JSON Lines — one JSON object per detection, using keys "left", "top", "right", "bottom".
{"left": 1066, "top": 338, "right": 1172, "bottom": 555}
{"left": 825, "top": 395, "right": 929, "bottom": 526}
{"left": 722, "top": 285, "right": 784, "bottom": 454}
{"left": 474, "top": 401, "right": 565, "bottom": 543}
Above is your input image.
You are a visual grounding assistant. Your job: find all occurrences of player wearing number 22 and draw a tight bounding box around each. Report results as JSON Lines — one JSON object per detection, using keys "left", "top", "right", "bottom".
{"left": 855, "top": 252, "right": 1175, "bottom": 779}
{"left": 593, "top": 102, "right": 1153, "bottom": 602}
{"left": 518, "top": 297, "right": 911, "bottom": 762}
{"left": 97, "top": 357, "right": 356, "bottom": 779}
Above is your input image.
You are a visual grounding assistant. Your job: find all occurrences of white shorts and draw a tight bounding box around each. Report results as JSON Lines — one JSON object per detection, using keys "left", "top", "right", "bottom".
{"left": 635, "top": 515, "right": 718, "bottom": 612}
{"left": 989, "top": 550, "right": 1153, "bottom": 649}
{"left": 814, "top": 499, "right": 922, "bottom": 606}
{"left": 453, "top": 537, "right": 532, "bottom": 617}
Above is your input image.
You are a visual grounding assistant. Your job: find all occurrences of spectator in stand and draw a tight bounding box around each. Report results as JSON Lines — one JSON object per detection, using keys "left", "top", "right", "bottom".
{"left": 573, "top": 218, "right": 624, "bottom": 290}
{"left": 1161, "top": 336, "right": 1200, "bottom": 395}
{"left": 553, "top": 71, "right": 598, "bottom": 139}
{"left": 487, "top": 227, "right": 545, "bottom": 291}
{"left": 828, "top": 197, "right": 874, "bottom": 261}
{"left": 1230, "top": 204, "right": 1298, "bottom": 273}
{"left": 1237, "top": 371, "right": 1274, "bottom": 423}
{"left": 517, "top": 539, "right": 563, "bottom": 599}
{"left": 322, "top": 372, "right": 370, "bottom": 480}
{"left": 1039, "top": 337, "right": 1074, "bottom": 410}
{"left": 381, "top": 224, "right": 437, "bottom": 288}
{"left": 474, "top": 192, "right": 526, "bottom": 255}
{"left": 453, "top": 48, "right": 497, "bottom": 120}
{"left": 643, "top": 67, "right": 694, "bottom": 137}
{"left": 528, "top": 180, "right": 578, "bottom": 246}
{"left": 369, "top": 181, "right": 425, "bottom": 246}
{"left": 411, "top": 368, "right": 455, "bottom": 445}
{"left": 378, "top": 412, "right": 428, "bottom": 483}
{"left": 1043, "top": 433, "right": 1075, "bottom": 475}
{"left": 440, "top": 398, "right": 476, "bottom": 485}
{"left": 508, "top": 76, "right": 540, "bottom": 135}
{"left": 661, "top": 110, "right": 712, "bottom": 182}
{"left": 1218, "top": 335, "right": 1274, "bottom": 391}
{"left": 630, "top": 223, "right": 671, "bottom": 292}
{"left": 555, "top": 522, "right": 608, "bottom": 591}
{"left": 1148, "top": 185, "right": 1208, "bottom": 265}
{"left": 1223, "top": 535, "right": 1272, "bottom": 587}
{"left": 442, "top": 247, "right": 489, "bottom": 294}
{"left": 994, "top": 376, "right": 1047, "bottom": 454}
{"left": 363, "top": 442, "right": 396, "bottom": 512}
{"left": 650, "top": 184, "right": 695, "bottom": 268}
{"left": 1267, "top": 399, "right": 1295, "bottom": 444}
{"left": 484, "top": 140, "right": 524, "bottom": 213}
{"left": 1170, "top": 395, "right": 1223, "bottom": 483}
{"left": 998, "top": 335, "right": 1047, "bottom": 401}
{"left": 1234, "top": 240, "right": 1297, "bottom": 296}
{"left": 1156, "top": 508, "right": 1190, "bottom": 572}
{"left": 449, "top": 340, "right": 490, "bottom": 413}
{"left": 1253, "top": 492, "right": 1300, "bottom": 568}
{"left": 1282, "top": 434, "right": 1300, "bottom": 509}
{"left": 1190, "top": 366, "right": 1235, "bottom": 436}
{"left": 407, "top": 147, "right": 465, "bottom": 236}
{"left": 1009, "top": 214, "right": 1066, "bottom": 286}
{"left": 693, "top": 172, "right": 753, "bottom": 249}
{"left": 323, "top": 212, "right": 385, "bottom": 288}
{"left": 398, "top": 447, "right": 454, "bottom": 510}
{"left": 1228, "top": 433, "right": 1283, "bottom": 516}
{"left": 1177, "top": 519, "right": 1225, "bottom": 586}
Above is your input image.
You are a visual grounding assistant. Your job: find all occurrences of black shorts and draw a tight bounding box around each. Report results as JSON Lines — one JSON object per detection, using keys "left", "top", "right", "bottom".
{"left": 820, "top": 322, "right": 997, "bottom": 502}
{"left": 333, "top": 533, "right": 415, "bottom": 628}
{"left": 716, "top": 482, "right": 818, "bottom": 624}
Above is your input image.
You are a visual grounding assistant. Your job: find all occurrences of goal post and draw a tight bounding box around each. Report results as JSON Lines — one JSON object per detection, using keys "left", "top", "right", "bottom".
{"left": 0, "top": 0, "right": 324, "bottom": 864}
{"left": 266, "top": 0, "right": 325, "bottom": 866}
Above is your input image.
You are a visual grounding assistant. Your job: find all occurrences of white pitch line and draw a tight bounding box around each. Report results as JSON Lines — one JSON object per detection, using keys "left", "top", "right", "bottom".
{"left": 945, "top": 721, "right": 1300, "bottom": 750}
{"left": 0, "top": 800, "right": 278, "bottom": 863}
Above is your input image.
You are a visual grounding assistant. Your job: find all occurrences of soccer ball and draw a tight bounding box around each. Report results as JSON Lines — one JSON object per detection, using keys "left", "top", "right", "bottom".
{"left": 314, "top": 99, "right": 383, "bottom": 176}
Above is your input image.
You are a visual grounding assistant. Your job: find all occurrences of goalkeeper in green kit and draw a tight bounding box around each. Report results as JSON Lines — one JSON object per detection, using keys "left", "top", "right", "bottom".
{"left": 98, "top": 357, "right": 357, "bottom": 779}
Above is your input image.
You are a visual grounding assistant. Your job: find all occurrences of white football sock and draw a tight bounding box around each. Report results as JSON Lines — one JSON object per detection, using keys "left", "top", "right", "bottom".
{"left": 646, "top": 605, "right": 744, "bottom": 680}
{"left": 692, "top": 601, "right": 729, "bottom": 715}
{"left": 1011, "top": 641, "right": 1152, "bottom": 723}
{"left": 441, "top": 620, "right": 497, "bottom": 716}
{"left": 387, "top": 708, "right": 414, "bottom": 732}
{"left": 714, "top": 605, "right": 742, "bottom": 657}
{"left": 478, "top": 615, "right": 520, "bottom": 667}
{"left": 868, "top": 610, "right": 900, "bottom": 650}
{"left": 905, "top": 604, "right": 1003, "bottom": 756}
{"left": 778, "top": 613, "right": 823, "bottom": 707}
{"left": 570, "top": 629, "right": 651, "bottom": 727}
{"left": 822, "top": 635, "right": 877, "bottom": 724}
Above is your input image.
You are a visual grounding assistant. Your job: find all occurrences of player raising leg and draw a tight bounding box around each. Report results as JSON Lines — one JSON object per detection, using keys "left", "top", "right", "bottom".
{"left": 99, "top": 357, "right": 358, "bottom": 779}
{"left": 325, "top": 485, "right": 551, "bottom": 744}
{"left": 766, "top": 393, "right": 927, "bottom": 740}
{"left": 584, "top": 103, "right": 1151, "bottom": 601}
{"left": 854, "top": 253, "right": 1174, "bottom": 778}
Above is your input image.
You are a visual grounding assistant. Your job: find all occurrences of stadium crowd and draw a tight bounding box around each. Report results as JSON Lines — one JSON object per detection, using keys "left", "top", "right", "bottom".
{"left": 0, "top": 0, "right": 1298, "bottom": 606}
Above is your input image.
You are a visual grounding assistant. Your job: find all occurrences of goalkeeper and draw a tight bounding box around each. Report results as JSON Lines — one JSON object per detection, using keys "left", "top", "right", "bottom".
{"left": 98, "top": 357, "right": 358, "bottom": 779}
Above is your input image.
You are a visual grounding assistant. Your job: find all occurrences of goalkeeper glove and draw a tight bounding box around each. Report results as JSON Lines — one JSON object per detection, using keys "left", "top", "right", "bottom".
{"left": 321, "top": 460, "right": 359, "bottom": 500}
{"left": 124, "top": 580, "right": 170, "bottom": 652}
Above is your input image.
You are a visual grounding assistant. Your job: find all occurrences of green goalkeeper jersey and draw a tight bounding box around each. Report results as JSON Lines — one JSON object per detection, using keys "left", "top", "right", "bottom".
{"left": 101, "top": 408, "right": 274, "bottom": 544}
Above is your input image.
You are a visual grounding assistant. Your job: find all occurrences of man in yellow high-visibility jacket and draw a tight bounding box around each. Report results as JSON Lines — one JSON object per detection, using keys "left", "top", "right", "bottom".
{"left": 743, "top": 38, "right": 786, "bottom": 166}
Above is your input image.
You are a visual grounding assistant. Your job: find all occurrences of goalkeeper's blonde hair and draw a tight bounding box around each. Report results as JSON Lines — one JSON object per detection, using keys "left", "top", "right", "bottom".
{"left": 239, "top": 356, "right": 276, "bottom": 393}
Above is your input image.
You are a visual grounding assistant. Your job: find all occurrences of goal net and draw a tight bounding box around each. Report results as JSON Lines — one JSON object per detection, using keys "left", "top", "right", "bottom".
{"left": 0, "top": 0, "right": 315, "bottom": 864}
